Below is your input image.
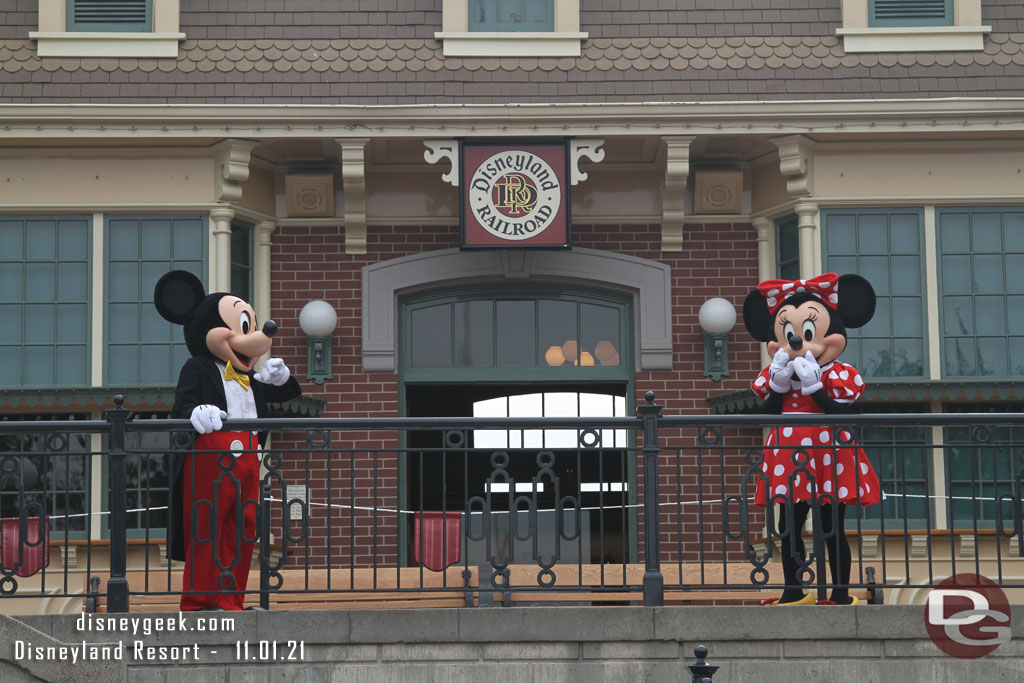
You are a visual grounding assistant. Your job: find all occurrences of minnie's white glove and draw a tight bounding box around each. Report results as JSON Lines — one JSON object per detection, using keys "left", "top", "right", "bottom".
{"left": 254, "top": 358, "right": 291, "bottom": 386}
{"left": 792, "top": 351, "right": 823, "bottom": 395}
{"left": 768, "top": 348, "right": 795, "bottom": 393}
{"left": 190, "top": 404, "right": 227, "bottom": 434}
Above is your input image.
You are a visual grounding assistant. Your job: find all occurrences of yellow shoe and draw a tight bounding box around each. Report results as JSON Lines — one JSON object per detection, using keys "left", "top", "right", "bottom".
{"left": 765, "top": 593, "right": 815, "bottom": 606}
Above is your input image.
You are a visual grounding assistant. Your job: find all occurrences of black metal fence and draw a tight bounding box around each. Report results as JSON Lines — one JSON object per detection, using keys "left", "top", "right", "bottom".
{"left": 0, "top": 393, "right": 1022, "bottom": 612}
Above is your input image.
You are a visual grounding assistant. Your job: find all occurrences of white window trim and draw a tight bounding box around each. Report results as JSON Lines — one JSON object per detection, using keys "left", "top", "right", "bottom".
{"left": 30, "top": 0, "right": 185, "bottom": 58}
{"left": 837, "top": 0, "right": 990, "bottom": 52}
{"left": 437, "top": 0, "right": 587, "bottom": 57}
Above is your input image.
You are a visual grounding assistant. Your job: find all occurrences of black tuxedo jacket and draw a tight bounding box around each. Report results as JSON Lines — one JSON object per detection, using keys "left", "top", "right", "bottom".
{"left": 166, "top": 355, "right": 301, "bottom": 561}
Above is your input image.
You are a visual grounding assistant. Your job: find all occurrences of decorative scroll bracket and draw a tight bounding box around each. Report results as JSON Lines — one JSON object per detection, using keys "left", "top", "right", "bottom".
{"left": 424, "top": 139, "right": 460, "bottom": 187}
{"left": 661, "top": 136, "right": 695, "bottom": 252}
{"left": 569, "top": 138, "right": 605, "bottom": 185}
{"left": 338, "top": 137, "right": 370, "bottom": 254}
{"left": 213, "top": 139, "right": 259, "bottom": 203}
{"left": 772, "top": 134, "right": 816, "bottom": 198}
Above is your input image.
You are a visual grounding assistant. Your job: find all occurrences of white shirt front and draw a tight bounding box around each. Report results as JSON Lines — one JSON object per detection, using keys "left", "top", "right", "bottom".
{"left": 216, "top": 361, "right": 258, "bottom": 419}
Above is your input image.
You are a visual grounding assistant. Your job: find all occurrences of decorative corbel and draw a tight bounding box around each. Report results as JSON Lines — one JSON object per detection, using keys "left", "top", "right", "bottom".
{"left": 661, "top": 136, "right": 695, "bottom": 252}
{"left": 213, "top": 139, "right": 259, "bottom": 203}
{"left": 569, "top": 139, "right": 605, "bottom": 185}
{"left": 339, "top": 137, "right": 369, "bottom": 254}
{"left": 771, "top": 134, "right": 816, "bottom": 198}
{"left": 424, "top": 140, "right": 460, "bottom": 186}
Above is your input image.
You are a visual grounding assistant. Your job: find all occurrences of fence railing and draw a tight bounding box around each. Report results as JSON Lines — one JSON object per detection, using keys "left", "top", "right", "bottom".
{"left": 0, "top": 393, "right": 1022, "bottom": 612}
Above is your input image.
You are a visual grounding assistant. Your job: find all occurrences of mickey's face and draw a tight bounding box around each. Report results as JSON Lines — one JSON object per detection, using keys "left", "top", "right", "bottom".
{"left": 767, "top": 300, "right": 846, "bottom": 367}
{"left": 205, "top": 295, "right": 273, "bottom": 372}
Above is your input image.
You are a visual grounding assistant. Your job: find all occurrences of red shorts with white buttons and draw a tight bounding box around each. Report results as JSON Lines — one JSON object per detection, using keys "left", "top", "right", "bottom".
{"left": 751, "top": 360, "right": 882, "bottom": 507}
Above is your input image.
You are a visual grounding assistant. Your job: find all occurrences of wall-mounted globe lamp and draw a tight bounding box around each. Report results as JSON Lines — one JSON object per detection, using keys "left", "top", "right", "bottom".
{"left": 698, "top": 297, "right": 736, "bottom": 382}
{"left": 299, "top": 300, "right": 338, "bottom": 384}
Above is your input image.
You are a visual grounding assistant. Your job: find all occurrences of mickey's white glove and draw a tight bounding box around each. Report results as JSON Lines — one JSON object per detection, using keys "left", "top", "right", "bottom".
{"left": 190, "top": 404, "right": 227, "bottom": 434}
{"left": 254, "top": 358, "right": 291, "bottom": 386}
{"left": 792, "top": 351, "right": 823, "bottom": 395}
{"left": 768, "top": 348, "right": 795, "bottom": 393}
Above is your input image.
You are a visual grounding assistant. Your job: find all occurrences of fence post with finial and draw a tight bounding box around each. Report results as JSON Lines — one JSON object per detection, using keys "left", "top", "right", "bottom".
{"left": 638, "top": 390, "right": 664, "bottom": 606}
{"left": 688, "top": 644, "right": 720, "bottom": 682}
{"left": 105, "top": 395, "right": 130, "bottom": 613}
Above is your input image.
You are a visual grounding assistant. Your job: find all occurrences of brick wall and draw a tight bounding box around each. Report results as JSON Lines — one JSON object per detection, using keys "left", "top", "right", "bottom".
{"left": 267, "top": 221, "right": 764, "bottom": 568}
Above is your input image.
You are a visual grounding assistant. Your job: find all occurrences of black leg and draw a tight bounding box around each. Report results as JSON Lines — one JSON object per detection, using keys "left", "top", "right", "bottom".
{"left": 820, "top": 503, "right": 852, "bottom": 604}
{"left": 778, "top": 501, "right": 811, "bottom": 603}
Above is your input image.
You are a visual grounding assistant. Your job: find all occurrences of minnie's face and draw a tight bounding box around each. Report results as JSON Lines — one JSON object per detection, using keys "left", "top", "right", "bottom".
{"left": 205, "top": 296, "right": 273, "bottom": 371}
{"left": 766, "top": 300, "right": 846, "bottom": 366}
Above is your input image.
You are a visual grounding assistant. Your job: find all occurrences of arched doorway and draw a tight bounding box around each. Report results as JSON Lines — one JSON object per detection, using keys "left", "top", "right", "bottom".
{"left": 400, "top": 286, "right": 635, "bottom": 567}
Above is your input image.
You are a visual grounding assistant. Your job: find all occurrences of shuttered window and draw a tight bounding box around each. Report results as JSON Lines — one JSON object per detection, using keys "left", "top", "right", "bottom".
{"left": 67, "top": 0, "right": 152, "bottom": 33}
{"left": 469, "top": 0, "right": 555, "bottom": 32}
{"left": 869, "top": 0, "right": 953, "bottom": 27}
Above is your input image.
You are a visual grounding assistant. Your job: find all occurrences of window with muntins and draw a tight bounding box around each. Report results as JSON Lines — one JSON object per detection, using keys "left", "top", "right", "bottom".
{"left": 869, "top": 0, "right": 952, "bottom": 27}
{"left": 230, "top": 220, "right": 253, "bottom": 303}
{"left": 0, "top": 216, "right": 91, "bottom": 388}
{"left": 944, "top": 403, "right": 1024, "bottom": 526}
{"left": 402, "top": 288, "right": 630, "bottom": 382}
{"left": 822, "top": 209, "right": 926, "bottom": 379}
{"left": 470, "top": 0, "right": 554, "bottom": 32}
{"left": 937, "top": 208, "right": 1024, "bottom": 378}
{"left": 775, "top": 214, "right": 800, "bottom": 280}
{"left": 105, "top": 215, "right": 205, "bottom": 386}
{"left": 68, "top": 0, "right": 152, "bottom": 32}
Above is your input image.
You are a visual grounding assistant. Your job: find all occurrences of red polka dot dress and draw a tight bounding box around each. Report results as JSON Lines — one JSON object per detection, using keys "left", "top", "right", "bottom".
{"left": 751, "top": 360, "right": 882, "bottom": 507}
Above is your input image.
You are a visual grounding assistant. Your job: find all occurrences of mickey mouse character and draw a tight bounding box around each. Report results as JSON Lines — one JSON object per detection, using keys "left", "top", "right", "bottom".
{"left": 154, "top": 270, "right": 301, "bottom": 611}
{"left": 743, "top": 272, "right": 881, "bottom": 606}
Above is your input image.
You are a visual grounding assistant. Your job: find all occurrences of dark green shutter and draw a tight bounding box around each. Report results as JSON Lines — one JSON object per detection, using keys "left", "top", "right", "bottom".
{"left": 869, "top": 0, "right": 953, "bottom": 27}
{"left": 68, "top": 0, "right": 152, "bottom": 32}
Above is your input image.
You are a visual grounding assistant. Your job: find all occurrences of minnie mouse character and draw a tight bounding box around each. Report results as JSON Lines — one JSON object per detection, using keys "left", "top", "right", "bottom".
{"left": 743, "top": 272, "right": 881, "bottom": 605}
{"left": 154, "top": 270, "right": 301, "bottom": 611}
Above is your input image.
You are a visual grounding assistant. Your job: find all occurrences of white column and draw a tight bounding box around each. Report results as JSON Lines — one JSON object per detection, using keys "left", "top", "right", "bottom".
{"left": 795, "top": 202, "right": 820, "bottom": 280}
{"left": 752, "top": 216, "right": 773, "bottom": 367}
{"left": 210, "top": 207, "right": 235, "bottom": 293}
{"left": 254, "top": 220, "right": 276, "bottom": 328}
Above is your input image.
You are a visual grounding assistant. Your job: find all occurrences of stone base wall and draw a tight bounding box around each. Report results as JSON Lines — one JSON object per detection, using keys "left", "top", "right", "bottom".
{"left": 6, "top": 606, "right": 1024, "bottom": 683}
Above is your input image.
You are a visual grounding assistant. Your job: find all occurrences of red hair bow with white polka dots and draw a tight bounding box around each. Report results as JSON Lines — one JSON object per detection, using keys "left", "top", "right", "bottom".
{"left": 756, "top": 273, "right": 840, "bottom": 315}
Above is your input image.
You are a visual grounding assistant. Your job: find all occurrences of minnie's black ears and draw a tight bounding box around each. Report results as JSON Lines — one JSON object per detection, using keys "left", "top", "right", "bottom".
{"left": 743, "top": 289, "right": 774, "bottom": 342}
{"left": 154, "top": 270, "right": 206, "bottom": 325}
{"left": 837, "top": 274, "right": 876, "bottom": 329}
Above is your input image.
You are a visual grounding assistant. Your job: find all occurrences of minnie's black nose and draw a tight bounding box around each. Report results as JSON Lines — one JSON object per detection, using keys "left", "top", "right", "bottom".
{"left": 788, "top": 334, "right": 803, "bottom": 351}
{"left": 262, "top": 320, "right": 278, "bottom": 338}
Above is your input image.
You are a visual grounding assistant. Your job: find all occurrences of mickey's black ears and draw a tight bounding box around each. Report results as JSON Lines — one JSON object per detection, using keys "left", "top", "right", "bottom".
{"left": 154, "top": 270, "right": 206, "bottom": 325}
{"left": 742, "top": 289, "right": 774, "bottom": 342}
{"left": 837, "top": 274, "right": 876, "bottom": 329}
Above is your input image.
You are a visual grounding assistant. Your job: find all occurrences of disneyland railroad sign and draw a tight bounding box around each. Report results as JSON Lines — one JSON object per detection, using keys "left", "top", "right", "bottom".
{"left": 460, "top": 140, "right": 571, "bottom": 249}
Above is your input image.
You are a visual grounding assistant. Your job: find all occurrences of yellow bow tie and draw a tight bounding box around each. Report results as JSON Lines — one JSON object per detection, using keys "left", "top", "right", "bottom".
{"left": 224, "top": 361, "right": 250, "bottom": 391}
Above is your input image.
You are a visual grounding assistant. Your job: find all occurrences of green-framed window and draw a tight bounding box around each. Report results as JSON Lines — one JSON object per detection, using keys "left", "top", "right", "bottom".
{"left": 822, "top": 209, "right": 926, "bottom": 379}
{"left": 68, "top": 0, "right": 152, "bottom": 33}
{"left": 230, "top": 220, "right": 253, "bottom": 303}
{"left": 105, "top": 215, "right": 206, "bottom": 386}
{"left": 937, "top": 208, "right": 1024, "bottom": 378}
{"left": 0, "top": 216, "right": 91, "bottom": 388}
{"left": 944, "top": 403, "right": 1024, "bottom": 526}
{"left": 852, "top": 403, "right": 932, "bottom": 529}
{"left": 775, "top": 214, "right": 799, "bottom": 280}
{"left": 469, "top": 0, "right": 554, "bottom": 32}
{"left": 869, "top": 0, "right": 952, "bottom": 27}
{"left": 401, "top": 287, "right": 631, "bottom": 383}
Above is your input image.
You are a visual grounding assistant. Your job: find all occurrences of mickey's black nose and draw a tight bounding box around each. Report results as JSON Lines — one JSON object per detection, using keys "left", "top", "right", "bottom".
{"left": 262, "top": 320, "right": 278, "bottom": 338}
{"left": 788, "top": 334, "right": 803, "bottom": 351}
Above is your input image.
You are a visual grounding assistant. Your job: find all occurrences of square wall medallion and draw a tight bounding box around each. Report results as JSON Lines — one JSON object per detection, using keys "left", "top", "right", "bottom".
{"left": 694, "top": 171, "right": 743, "bottom": 214}
{"left": 285, "top": 174, "right": 336, "bottom": 217}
